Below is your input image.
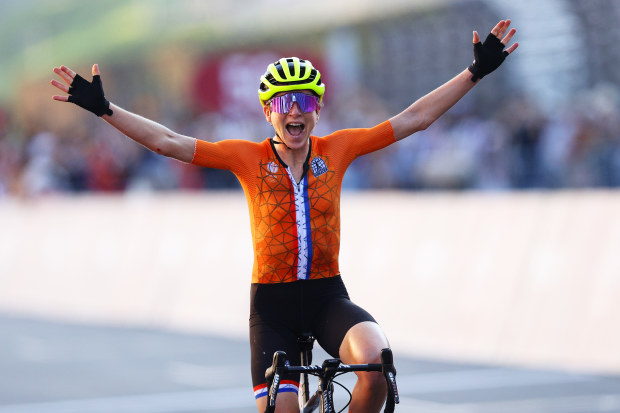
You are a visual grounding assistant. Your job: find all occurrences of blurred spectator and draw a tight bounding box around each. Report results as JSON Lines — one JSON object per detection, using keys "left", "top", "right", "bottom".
{"left": 21, "top": 131, "right": 61, "bottom": 196}
{"left": 2, "top": 84, "right": 620, "bottom": 197}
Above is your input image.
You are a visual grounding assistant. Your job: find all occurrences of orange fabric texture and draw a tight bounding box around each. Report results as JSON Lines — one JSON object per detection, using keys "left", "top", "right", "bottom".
{"left": 192, "top": 121, "right": 396, "bottom": 283}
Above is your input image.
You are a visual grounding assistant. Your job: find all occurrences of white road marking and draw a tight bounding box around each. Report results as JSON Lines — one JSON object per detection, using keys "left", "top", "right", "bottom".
{"left": 0, "top": 388, "right": 255, "bottom": 413}
{"left": 461, "top": 393, "right": 620, "bottom": 413}
{"left": 396, "top": 394, "right": 620, "bottom": 413}
{"left": 395, "top": 368, "right": 598, "bottom": 394}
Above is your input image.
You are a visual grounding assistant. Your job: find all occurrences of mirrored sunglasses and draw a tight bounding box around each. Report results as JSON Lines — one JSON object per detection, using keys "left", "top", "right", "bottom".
{"left": 268, "top": 92, "right": 320, "bottom": 114}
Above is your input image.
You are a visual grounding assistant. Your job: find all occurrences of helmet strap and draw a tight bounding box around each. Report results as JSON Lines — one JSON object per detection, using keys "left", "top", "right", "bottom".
{"left": 272, "top": 133, "right": 292, "bottom": 150}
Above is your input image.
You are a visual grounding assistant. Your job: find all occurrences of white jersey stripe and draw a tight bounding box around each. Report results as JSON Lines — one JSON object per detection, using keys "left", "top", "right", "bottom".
{"left": 286, "top": 169, "right": 310, "bottom": 280}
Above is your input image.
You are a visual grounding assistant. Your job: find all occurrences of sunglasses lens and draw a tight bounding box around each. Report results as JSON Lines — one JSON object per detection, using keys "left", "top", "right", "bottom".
{"left": 269, "top": 95, "right": 286, "bottom": 113}
{"left": 270, "top": 93, "right": 319, "bottom": 113}
{"left": 296, "top": 93, "right": 319, "bottom": 112}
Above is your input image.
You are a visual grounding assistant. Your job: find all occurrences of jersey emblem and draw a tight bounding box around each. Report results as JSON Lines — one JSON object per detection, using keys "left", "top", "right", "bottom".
{"left": 311, "top": 157, "right": 328, "bottom": 177}
{"left": 267, "top": 161, "right": 279, "bottom": 174}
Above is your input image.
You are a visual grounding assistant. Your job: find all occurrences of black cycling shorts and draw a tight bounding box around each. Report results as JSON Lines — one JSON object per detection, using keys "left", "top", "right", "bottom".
{"left": 249, "top": 275, "right": 376, "bottom": 397}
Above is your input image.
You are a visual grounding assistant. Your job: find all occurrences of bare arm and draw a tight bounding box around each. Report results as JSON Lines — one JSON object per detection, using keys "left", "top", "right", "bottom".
{"left": 389, "top": 69, "right": 476, "bottom": 140}
{"left": 102, "top": 103, "right": 195, "bottom": 163}
{"left": 51, "top": 64, "right": 196, "bottom": 163}
{"left": 389, "top": 19, "right": 518, "bottom": 141}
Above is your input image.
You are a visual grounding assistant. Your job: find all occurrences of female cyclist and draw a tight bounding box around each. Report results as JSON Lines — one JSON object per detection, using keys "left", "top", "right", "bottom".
{"left": 51, "top": 20, "right": 517, "bottom": 413}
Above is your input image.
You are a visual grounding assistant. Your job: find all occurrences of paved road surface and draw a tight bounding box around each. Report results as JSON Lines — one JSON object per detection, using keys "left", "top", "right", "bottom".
{"left": 1, "top": 315, "right": 619, "bottom": 413}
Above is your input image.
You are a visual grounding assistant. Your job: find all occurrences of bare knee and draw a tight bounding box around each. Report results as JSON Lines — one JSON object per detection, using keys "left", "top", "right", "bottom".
{"left": 339, "top": 322, "right": 389, "bottom": 365}
{"left": 357, "top": 370, "right": 387, "bottom": 393}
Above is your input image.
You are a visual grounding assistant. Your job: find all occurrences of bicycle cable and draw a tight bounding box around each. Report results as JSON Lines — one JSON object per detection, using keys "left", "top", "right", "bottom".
{"left": 332, "top": 373, "right": 352, "bottom": 413}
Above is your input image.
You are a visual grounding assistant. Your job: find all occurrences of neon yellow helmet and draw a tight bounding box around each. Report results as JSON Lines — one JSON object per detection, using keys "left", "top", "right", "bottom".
{"left": 258, "top": 57, "right": 325, "bottom": 106}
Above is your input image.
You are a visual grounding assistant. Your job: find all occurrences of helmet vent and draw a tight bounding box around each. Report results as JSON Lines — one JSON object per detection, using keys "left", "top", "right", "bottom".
{"left": 258, "top": 57, "right": 325, "bottom": 105}
{"left": 275, "top": 64, "right": 287, "bottom": 80}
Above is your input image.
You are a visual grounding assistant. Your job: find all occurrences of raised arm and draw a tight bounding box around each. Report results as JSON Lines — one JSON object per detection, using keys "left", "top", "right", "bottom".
{"left": 51, "top": 64, "right": 196, "bottom": 163}
{"left": 389, "top": 19, "right": 518, "bottom": 141}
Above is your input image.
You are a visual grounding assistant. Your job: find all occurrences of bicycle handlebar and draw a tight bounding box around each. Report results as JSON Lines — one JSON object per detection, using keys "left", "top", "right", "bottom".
{"left": 264, "top": 348, "right": 399, "bottom": 413}
{"left": 264, "top": 351, "right": 287, "bottom": 413}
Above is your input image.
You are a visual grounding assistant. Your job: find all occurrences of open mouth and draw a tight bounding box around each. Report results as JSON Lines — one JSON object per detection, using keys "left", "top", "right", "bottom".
{"left": 286, "top": 123, "right": 305, "bottom": 137}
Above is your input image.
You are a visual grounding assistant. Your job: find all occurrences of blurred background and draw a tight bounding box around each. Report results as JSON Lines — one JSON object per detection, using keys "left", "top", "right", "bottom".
{"left": 1, "top": 0, "right": 620, "bottom": 412}
{"left": 2, "top": 0, "right": 620, "bottom": 195}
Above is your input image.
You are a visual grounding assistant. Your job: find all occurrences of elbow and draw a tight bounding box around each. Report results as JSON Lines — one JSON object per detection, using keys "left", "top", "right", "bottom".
{"left": 392, "top": 111, "right": 434, "bottom": 140}
{"left": 152, "top": 132, "right": 177, "bottom": 158}
{"left": 152, "top": 143, "right": 170, "bottom": 157}
{"left": 154, "top": 131, "right": 194, "bottom": 163}
{"left": 417, "top": 114, "right": 434, "bottom": 131}
{"left": 153, "top": 145, "right": 166, "bottom": 156}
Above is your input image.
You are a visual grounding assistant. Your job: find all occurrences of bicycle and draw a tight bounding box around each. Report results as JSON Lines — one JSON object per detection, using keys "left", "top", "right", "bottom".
{"left": 263, "top": 333, "right": 399, "bottom": 413}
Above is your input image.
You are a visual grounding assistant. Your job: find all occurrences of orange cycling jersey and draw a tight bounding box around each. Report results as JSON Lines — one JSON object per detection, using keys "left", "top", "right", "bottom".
{"left": 192, "top": 121, "right": 396, "bottom": 284}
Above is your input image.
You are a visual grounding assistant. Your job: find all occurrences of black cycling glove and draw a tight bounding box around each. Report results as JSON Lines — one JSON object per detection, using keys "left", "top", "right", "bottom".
{"left": 468, "top": 33, "right": 509, "bottom": 82}
{"left": 68, "top": 74, "right": 113, "bottom": 117}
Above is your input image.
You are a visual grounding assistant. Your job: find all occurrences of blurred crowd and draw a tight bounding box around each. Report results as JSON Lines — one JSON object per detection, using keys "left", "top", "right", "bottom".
{"left": 1, "top": 83, "right": 620, "bottom": 198}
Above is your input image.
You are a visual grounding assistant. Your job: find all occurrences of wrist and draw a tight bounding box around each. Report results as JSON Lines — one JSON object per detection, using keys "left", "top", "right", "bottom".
{"left": 467, "top": 63, "right": 481, "bottom": 82}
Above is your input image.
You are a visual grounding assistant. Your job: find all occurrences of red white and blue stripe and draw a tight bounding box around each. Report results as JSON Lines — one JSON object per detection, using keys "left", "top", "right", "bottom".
{"left": 254, "top": 380, "right": 299, "bottom": 399}
{"left": 286, "top": 170, "right": 313, "bottom": 280}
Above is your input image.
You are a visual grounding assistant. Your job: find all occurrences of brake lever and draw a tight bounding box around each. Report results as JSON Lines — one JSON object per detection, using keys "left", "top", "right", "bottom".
{"left": 381, "top": 348, "right": 399, "bottom": 412}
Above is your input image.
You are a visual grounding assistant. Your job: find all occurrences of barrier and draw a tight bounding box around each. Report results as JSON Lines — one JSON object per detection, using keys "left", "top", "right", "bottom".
{"left": 1, "top": 191, "right": 619, "bottom": 374}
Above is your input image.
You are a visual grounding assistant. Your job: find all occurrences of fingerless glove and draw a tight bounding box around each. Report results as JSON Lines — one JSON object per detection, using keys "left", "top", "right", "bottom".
{"left": 468, "top": 34, "right": 509, "bottom": 82}
{"left": 68, "top": 74, "right": 113, "bottom": 116}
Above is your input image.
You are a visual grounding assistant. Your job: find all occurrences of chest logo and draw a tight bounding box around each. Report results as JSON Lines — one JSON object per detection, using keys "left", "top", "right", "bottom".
{"left": 267, "top": 161, "right": 279, "bottom": 174}
{"left": 311, "top": 157, "right": 328, "bottom": 177}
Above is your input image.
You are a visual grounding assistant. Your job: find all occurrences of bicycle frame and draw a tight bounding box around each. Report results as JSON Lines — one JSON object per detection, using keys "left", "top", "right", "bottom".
{"left": 298, "top": 333, "right": 315, "bottom": 409}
